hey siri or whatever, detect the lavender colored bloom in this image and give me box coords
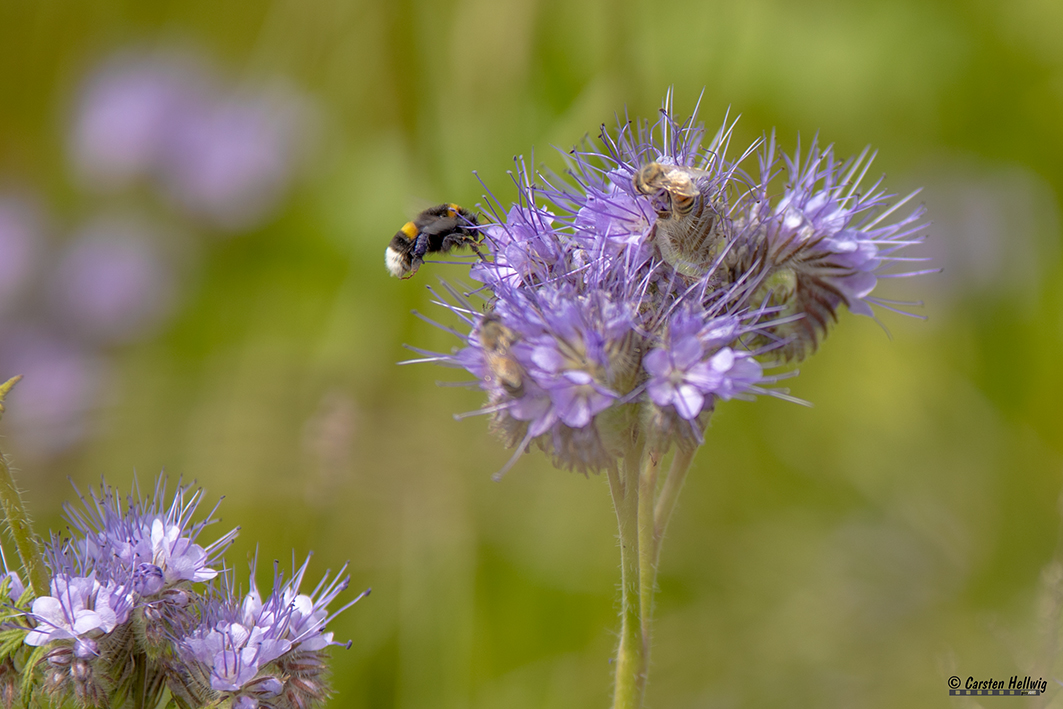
[49,215,177,343]
[183,618,291,692]
[24,573,134,650]
[62,476,238,595]
[0,196,44,312]
[730,135,930,357]
[471,203,565,287]
[260,555,355,652]
[0,328,106,456]
[70,51,206,190]
[571,173,655,263]
[163,86,314,231]
[408,91,929,471]
[643,311,765,421]
[1,571,25,604]
[180,557,364,707]
[8,474,363,708]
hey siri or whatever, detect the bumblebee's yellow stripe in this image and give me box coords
[401,221,418,238]
[447,203,462,217]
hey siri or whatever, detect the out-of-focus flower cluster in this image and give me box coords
[0,47,318,458]
[0,476,364,709]
[415,93,930,474]
[70,49,315,232]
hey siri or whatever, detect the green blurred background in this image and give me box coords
[1,0,1062,707]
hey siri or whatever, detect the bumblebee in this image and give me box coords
[479,313,524,397]
[633,162,725,277]
[385,203,480,279]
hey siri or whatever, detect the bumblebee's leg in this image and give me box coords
[459,229,486,262]
[437,231,485,262]
[411,231,431,262]
[468,239,486,262]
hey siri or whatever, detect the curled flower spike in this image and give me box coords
[728,134,931,358]
[406,90,928,474]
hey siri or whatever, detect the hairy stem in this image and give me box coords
[609,439,646,709]
[651,446,697,569]
[636,446,661,691]
[0,376,48,595]
[610,436,700,709]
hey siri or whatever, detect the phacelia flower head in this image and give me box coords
[61,476,238,595]
[23,569,136,706]
[24,573,134,652]
[728,133,932,358]
[408,90,929,473]
[9,473,366,709]
[178,556,367,709]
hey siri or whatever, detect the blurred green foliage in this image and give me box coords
[1,0,1062,707]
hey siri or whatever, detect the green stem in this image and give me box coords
[610,436,700,709]
[651,446,696,570]
[0,376,48,595]
[636,447,661,688]
[609,440,645,709]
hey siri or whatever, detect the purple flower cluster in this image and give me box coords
[6,476,364,709]
[414,92,929,473]
[180,557,364,709]
[0,47,320,459]
[72,49,314,232]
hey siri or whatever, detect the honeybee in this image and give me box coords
[385,203,480,279]
[633,162,725,277]
[632,162,701,217]
[479,313,524,397]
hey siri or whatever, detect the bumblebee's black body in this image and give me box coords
[385,203,480,278]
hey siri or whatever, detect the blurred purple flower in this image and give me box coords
[49,215,177,343]
[70,51,206,190]
[0,328,106,455]
[71,49,317,232]
[0,197,44,312]
[163,87,313,231]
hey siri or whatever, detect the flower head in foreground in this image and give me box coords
[21,476,238,704]
[410,91,931,473]
[177,557,367,709]
[61,476,238,593]
[13,474,366,709]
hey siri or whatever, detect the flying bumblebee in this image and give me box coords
[385,203,481,279]
[478,312,524,398]
[633,161,726,277]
